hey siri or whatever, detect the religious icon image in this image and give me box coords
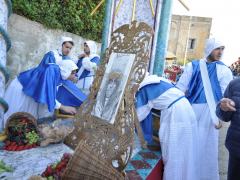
[92,52,135,124]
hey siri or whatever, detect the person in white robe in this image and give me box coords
[3,60,79,128]
[135,75,198,180]
[176,38,233,180]
[76,40,100,95]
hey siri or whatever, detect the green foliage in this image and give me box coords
[0,160,13,173]
[12,0,105,41]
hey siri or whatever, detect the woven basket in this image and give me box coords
[5,112,38,136]
[62,140,125,180]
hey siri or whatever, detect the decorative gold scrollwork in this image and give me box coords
[65,21,153,172]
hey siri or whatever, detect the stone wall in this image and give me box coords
[7,14,101,78]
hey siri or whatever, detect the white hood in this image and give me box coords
[85,40,99,59]
[58,36,74,56]
[204,38,224,59]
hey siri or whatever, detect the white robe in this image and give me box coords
[76,56,97,95]
[137,87,199,180]
[76,40,99,95]
[3,78,59,127]
[3,59,78,128]
[176,62,233,180]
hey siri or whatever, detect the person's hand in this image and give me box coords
[215,120,222,129]
[60,105,77,115]
[78,53,86,59]
[220,98,236,112]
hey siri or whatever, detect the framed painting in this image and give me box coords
[91,52,135,124]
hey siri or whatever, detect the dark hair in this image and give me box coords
[62,41,74,46]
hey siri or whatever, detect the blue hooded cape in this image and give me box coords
[18,63,61,112]
[18,51,73,112]
[135,80,174,144]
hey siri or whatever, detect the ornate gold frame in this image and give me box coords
[65,21,153,171]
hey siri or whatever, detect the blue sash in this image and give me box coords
[135,81,174,108]
[187,60,224,104]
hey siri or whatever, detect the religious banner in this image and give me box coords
[112,0,159,30]
[91,0,162,71]
[111,0,161,71]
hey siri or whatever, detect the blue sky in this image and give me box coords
[172,0,240,65]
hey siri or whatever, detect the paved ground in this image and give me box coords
[0,143,73,180]
[219,122,230,180]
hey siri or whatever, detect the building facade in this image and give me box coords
[168,15,212,63]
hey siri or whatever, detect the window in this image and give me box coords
[188,38,196,49]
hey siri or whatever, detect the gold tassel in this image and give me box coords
[90,0,105,16]
[131,0,137,21]
[115,0,123,16]
[149,0,155,17]
[91,0,157,18]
